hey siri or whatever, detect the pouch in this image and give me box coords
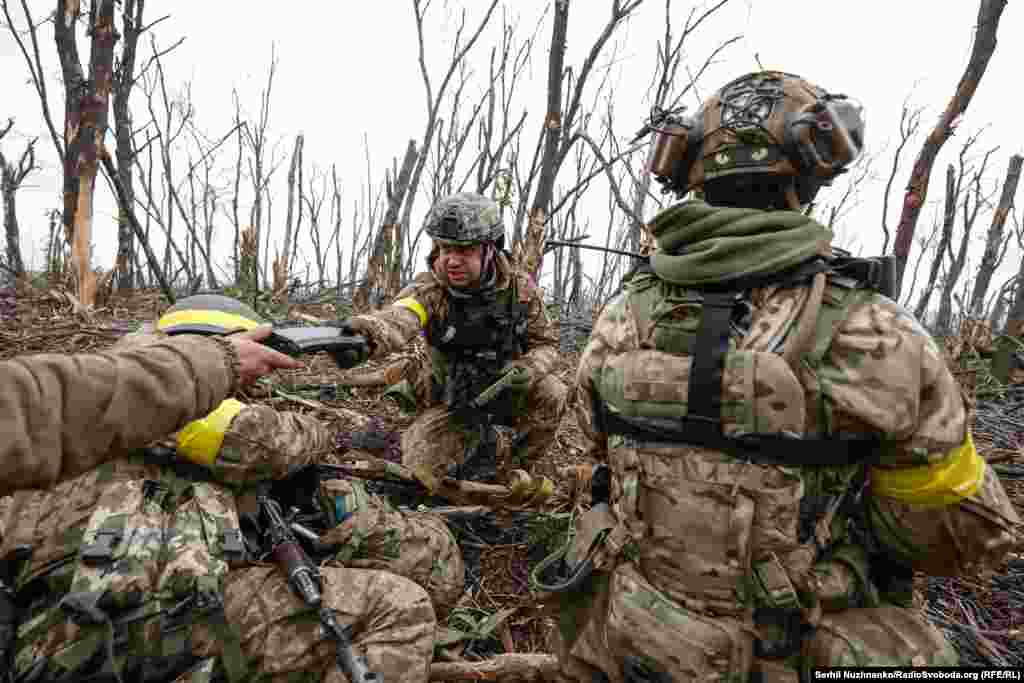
[160,481,241,598]
[69,479,165,611]
[804,606,958,668]
[603,564,754,681]
[601,348,807,437]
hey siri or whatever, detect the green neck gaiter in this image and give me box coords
[648,200,833,287]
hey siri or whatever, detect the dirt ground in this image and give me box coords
[2,285,1022,667]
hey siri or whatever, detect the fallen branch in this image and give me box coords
[429,654,558,681]
[330,455,555,510]
[335,357,412,387]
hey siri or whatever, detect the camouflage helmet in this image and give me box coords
[157,293,266,336]
[645,71,865,208]
[424,192,504,247]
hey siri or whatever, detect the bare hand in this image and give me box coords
[228,326,303,386]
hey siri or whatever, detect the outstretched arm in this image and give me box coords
[0,327,300,497]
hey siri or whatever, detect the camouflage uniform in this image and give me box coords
[347,193,566,482]
[556,73,1020,682]
[0,333,237,497]
[0,331,454,683]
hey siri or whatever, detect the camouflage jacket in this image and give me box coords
[0,333,462,676]
[0,334,238,498]
[348,252,559,395]
[572,267,1018,613]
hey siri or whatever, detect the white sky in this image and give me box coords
[2,0,1023,311]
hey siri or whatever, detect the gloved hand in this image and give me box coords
[501,362,532,393]
[472,362,531,409]
[330,321,372,369]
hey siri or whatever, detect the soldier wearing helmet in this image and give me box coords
[344,192,567,485]
[555,72,1018,681]
[0,293,463,683]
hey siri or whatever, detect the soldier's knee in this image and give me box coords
[531,374,568,417]
[381,574,437,627]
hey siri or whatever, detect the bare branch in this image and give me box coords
[880,96,923,253]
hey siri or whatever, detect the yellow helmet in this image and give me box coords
[156,294,265,336]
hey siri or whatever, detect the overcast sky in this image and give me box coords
[2,0,1022,310]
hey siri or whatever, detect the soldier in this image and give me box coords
[0,294,462,683]
[0,324,300,496]
[343,192,567,485]
[556,71,1020,681]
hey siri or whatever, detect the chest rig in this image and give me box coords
[6,449,248,683]
[425,285,529,414]
[601,253,897,466]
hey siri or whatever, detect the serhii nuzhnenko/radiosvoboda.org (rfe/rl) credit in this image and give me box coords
[812,669,1023,681]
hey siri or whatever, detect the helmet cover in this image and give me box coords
[646,71,865,207]
[424,192,504,246]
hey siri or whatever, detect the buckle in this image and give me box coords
[220,529,245,560]
[81,530,122,564]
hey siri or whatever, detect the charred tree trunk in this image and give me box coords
[891,0,1007,294]
[968,154,1022,317]
[56,0,120,306]
[519,0,569,278]
[112,0,143,290]
[282,133,304,283]
[0,123,36,284]
[914,165,957,322]
[1005,260,1024,339]
[355,139,418,311]
[935,148,994,332]
[992,259,1024,383]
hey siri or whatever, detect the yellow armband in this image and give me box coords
[176,398,245,466]
[870,431,984,506]
[394,297,428,328]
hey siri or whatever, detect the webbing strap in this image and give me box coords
[603,410,879,466]
[686,292,736,422]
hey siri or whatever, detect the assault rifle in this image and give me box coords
[258,490,380,683]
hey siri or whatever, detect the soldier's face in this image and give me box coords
[435,242,484,288]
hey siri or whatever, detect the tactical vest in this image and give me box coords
[425,282,529,413]
[6,450,247,683]
[595,255,895,465]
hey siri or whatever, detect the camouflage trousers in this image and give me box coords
[194,565,436,682]
[317,477,466,619]
[553,562,958,683]
[401,372,567,481]
[14,566,435,683]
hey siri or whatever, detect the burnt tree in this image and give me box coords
[891,0,1008,294]
[0,122,38,284]
[55,0,120,306]
[968,154,1022,317]
[934,146,997,332]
